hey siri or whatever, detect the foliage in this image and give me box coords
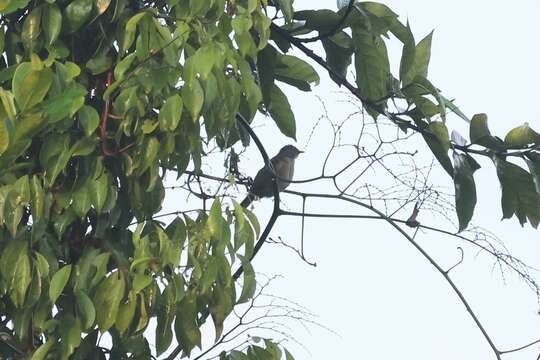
[0,0,537,359]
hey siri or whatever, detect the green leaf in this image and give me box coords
[422,121,453,176]
[185,43,223,82]
[275,0,293,24]
[12,63,53,111]
[285,348,295,360]
[42,83,87,123]
[71,136,97,157]
[504,123,540,148]
[159,94,183,131]
[133,272,153,294]
[322,31,353,85]
[78,105,100,136]
[156,285,175,356]
[64,0,94,32]
[39,134,67,169]
[43,4,62,45]
[453,153,480,231]
[182,79,204,121]
[526,154,540,194]
[93,271,125,331]
[443,96,470,123]
[0,107,9,155]
[257,45,277,107]
[49,265,72,303]
[89,172,109,213]
[86,53,113,75]
[115,291,136,335]
[175,293,201,356]
[122,12,148,53]
[352,27,390,103]
[30,336,56,360]
[114,53,136,80]
[209,284,234,340]
[58,315,82,357]
[293,10,342,32]
[274,54,320,91]
[0,87,16,120]
[1,239,31,308]
[21,7,42,51]
[72,184,91,218]
[0,28,4,55]
[237,255,256,304]
[75,290,95,330]
[396,23,415,83]
[70,330,97,360]
[469,113,505,150]
[495,158,540,228]
[30,175,45,223]
[402,31,433,85]
[408,76,445,121]
[34,251,50,278]
[268,84,296,139]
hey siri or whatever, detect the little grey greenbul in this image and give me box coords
[240,145,303,207]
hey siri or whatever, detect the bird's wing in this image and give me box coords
[273,157,294,191]
[250,165,274,197]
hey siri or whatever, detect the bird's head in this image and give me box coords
[278,145,303,159]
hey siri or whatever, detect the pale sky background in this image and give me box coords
[163,1,540,359]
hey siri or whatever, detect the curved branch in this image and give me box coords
[280,190,502,359]
[233,113,281,281]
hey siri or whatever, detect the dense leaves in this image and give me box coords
[0,0,538,358]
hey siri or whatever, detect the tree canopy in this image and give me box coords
[0,0,539,359]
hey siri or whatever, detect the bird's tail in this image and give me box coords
[240,193,255,208]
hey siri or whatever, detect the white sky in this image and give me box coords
[160,1,540,359]
[238,1,540,359]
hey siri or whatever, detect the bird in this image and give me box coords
[240,145,303,208]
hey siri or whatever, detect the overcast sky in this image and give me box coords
[159,1,540,359]
[235,1,540,359]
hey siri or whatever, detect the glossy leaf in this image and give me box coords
[0,239,31,308]
[293,9,342,32]
[268,84,296,139]
[30,336,56,360]
[495,158,540,228]
[322,31,353,85]
[271,0,291,23]
[402,31,433,85]
[453,153,480,231]
[21,7,41,51]
[352,27,390,103]
[422,121,453,176]
[469,113,505,150]
[12,63,53,111]
[504,123,540,148]
[76,290,96,330]
[175,293,201,356]
[43,4,62,45]
[526,154,540,194]
[182,79,204,121]
[78,105,100,136]
[274,54,320,91]
[89,172,109,213]
[93,271,125,331]
[237,255,256,304]
[159,94,183,131]
[64,0,94,32]
[156,285,175,356]
[49,265,72,303]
